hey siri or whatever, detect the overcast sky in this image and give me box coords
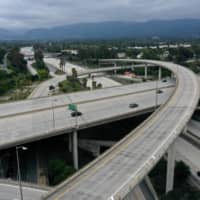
[0,0,200,30]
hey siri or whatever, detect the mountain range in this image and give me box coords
[1,19,200,40]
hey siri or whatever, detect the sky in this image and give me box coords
[0,0,200,30]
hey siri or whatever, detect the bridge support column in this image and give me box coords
[132,64,134,71]
[90,79,93,90]
[145,65,148,79]
[183,125,188,135]
[73,130,79,170]
[158,67,162,80]
[166,142,176,193]
[36,145,48,185]
[114,63,117,75]
[68,133,72,152]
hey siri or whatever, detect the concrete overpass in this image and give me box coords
[42,60,199,200]
[0,80,174,150]
[0,59,199,199]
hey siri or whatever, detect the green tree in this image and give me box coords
[0,48,6,64]
[176,47,194,63]
[34,49,44,61]
[38,69,49,80]
[72,68,78,79]
[7,48,27,73]
[48,159,75,186]
[34,49,46,69]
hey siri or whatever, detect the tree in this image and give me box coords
[59,58,65,72]
[0,48,6,64]
[72,68,77,79]
[7,48,27,73]
[48,159,75,186]
[34,49,46,69]
[82,78,87,88]
[34,49,44,61]
[38,69,49,80]
[176,47,194,63]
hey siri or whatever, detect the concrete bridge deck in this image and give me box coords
[43,60,199,200]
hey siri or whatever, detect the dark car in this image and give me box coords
[71,111,82,117]
[162,79,167,82]
[197,171,200,177]
[156,89,163,94]
[129,103,139,108]
[49,85,55,91]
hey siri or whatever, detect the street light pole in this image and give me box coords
[16,146,28,200]
[73,110,79,170]
[52,98,57,129]
[68,103,79,170]
[155,74,158,110]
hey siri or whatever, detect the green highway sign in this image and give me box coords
[68,104,77,111]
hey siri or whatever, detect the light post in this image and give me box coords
[68,103,80,170]
[155,70,159,110]
[51,98,57,129]
[16,146,28,200]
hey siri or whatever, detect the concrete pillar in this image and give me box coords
[166,142,176,193]
[114,63,117,75]
[36,146,48,185]
[171,72,175,79]
[68,133,72,153]
[145,65,148,79]
[73,130,79,170]
[158,67,162,81]
[90,75,95,90]
[183,125,188,135]
[132,64,134,71]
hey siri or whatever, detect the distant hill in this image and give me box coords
[1,19,200,40]
[0,29,16,40]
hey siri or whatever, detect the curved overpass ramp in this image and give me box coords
[44,60,200,200]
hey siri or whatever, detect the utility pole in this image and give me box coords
[52,98,57,129]
[155,76,158,110]
[16,146,28,200]
[68,104,79,170]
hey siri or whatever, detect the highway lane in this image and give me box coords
[0,87,173,150]
[44,60,199,200]
[87,76,121,88]
[28,75,66,99]
[30,58,123,98]
[0,80,174,118]
[27,60,38,76]
[0,182,47,200]
[175,137,200,184]
[28,60,66,99]
[44,58,86,75]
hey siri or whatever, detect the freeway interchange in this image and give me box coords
[0,59,199,200]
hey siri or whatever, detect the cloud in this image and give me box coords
[0,0,200,29]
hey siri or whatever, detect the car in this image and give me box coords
[129,103,139,108]
[71,111,82,117]
[162,79,167,82]
[49,85,55,91]
[197,171,200,177]
[156,89,163,94]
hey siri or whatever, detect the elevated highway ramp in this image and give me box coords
[43,60,200,200]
